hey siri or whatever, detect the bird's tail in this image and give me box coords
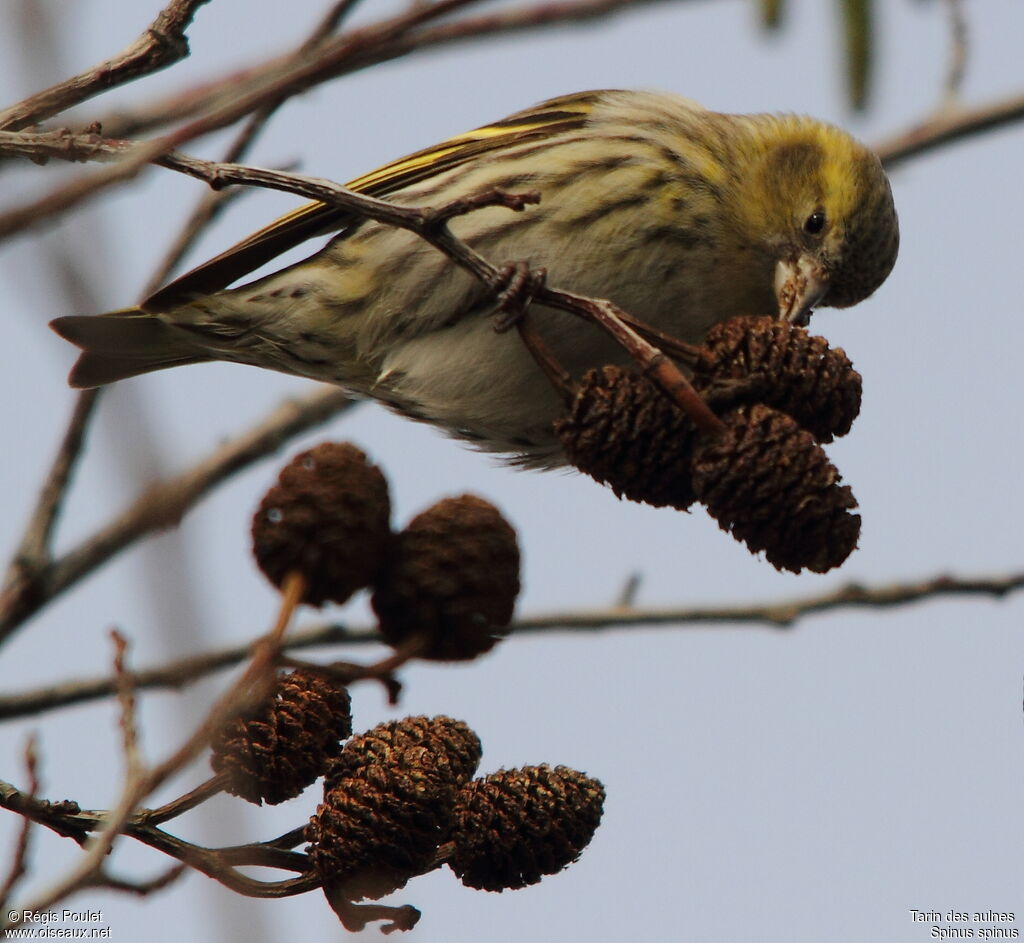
[50,308,210,389]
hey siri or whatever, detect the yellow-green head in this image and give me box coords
[731,112,899,323]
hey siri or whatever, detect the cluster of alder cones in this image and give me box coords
[251,441,521,661]
[194,448,603,930]
[209,671,604,927]
[555,315,864,573]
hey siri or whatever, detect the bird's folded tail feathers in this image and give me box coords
[50,308,209,388]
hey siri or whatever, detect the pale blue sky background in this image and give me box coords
[2,1,1023,941]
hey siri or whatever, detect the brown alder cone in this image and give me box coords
[693,314,862,442]
[210,668,352,805]
[309,771,451,903]
[371,495,520,661]
[554,365,700,510]
[448,765,606,892]
[308,716,482,902]
[554,315,861,513]
[691,403,860,573]
[324,715,483,792]
[251,442,392,606]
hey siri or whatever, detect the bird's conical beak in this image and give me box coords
[774,254,828,327]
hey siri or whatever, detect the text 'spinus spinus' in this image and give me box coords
[52,89,898,466]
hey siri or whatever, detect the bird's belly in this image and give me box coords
[366,294,682,464]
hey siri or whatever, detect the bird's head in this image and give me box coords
[741,116,899,325]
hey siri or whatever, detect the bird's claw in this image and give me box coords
[491,262,546,333]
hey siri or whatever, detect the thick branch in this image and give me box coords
[2,570,1020,721]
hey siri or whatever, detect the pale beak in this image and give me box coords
[774,254,828,327]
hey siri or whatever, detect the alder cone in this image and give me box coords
[251,442,392,606]
[371,495,520,661]
[695,315,862,442]
[309,716,482,901]
[210,668,352,805]
[324,715,483,794]
[692,404,860,573]
[448,765,606,892]
[555,365,700,510]
[308,772,450,902]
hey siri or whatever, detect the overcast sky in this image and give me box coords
[2,2,1023,941]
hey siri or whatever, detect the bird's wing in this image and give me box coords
[142,92,600,312]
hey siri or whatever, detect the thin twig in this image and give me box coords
[95,824,317,898]
[2,390,99,592]
[88,863,186,897]
[111,631,144,781]
[5,569,305,923]
[874,88,1024,170]
[86,0,679,141]
[0,0,700,242]
[140,0,365,294]
[7,81,1024,187]
[0,0,211,132]
[139,774,227,827]
[0,737,39,913]
[0,0,481,240]
[0,778,316,900]
[535,289,725,435]
[0,386,353,643]
[3,570,1021,721]
[5,693,148,925]
[942,0,968,109]
[0,135,181,241]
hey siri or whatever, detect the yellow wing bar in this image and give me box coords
[143,92,600,312]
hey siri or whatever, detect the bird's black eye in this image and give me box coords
[803,209,827,235]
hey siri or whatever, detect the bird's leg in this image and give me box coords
[615,311,705,367]
[489,261,547,333]
[514,312,577,406]
[538,290,726,437]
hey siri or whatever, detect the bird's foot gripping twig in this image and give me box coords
[489,261,547,332]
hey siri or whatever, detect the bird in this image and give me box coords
[51,89,899,467]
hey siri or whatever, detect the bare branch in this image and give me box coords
[3,570,1021,721]
[4,570,302,923]
[7,78,1024,242]
[3,390,99,592]
[0,0,212,132]
[0,778,317,900]
[111,631,144,780]
[0,0,481,240]
[0,737,39,913]
[0,135,178,242]
[0,386,354,643]
[942,0,968,108]
[875,88,1024,169]
[90,0,683,141]
[88,863,186,897]
[140,0,366,293]
[0,0,697,240]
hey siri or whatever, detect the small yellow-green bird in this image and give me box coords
[52,89,898,466]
